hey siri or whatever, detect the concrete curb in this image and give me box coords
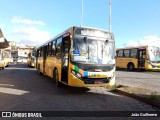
[112,89,160,109]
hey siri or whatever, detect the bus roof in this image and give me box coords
[36,26,112,49]
[116,45,160,50]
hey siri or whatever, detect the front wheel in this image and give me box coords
[53,69,62,87]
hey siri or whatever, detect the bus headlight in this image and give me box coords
[71,70,76,75]
[71,70,82,78]
[76,73,82,78]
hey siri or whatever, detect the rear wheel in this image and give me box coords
[38,64,43,75]
[128,63,134,71]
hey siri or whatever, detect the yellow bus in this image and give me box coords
[27,50,36,67]
[116,46,160,71]
[0,49,10,69]
[36,26,116,87]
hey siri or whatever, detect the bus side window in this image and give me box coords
[47,43,52,56]
[42,46,47,58]
[40,47,43,57]
[143,51,146,58]
[52,41,56,56]
[124,50,130,57]
[118,50,123,57]
[56,37,62,57]
[130,49,137,58]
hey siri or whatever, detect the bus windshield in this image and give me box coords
[71,37,115,64]
[148,46,160,61]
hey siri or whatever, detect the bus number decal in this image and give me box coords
[88,73,97,78]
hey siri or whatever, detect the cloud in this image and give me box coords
[0,23,5,28]
[125,40,139,47]
[125,36,160,47]
[11,16,45,26]
[13,27,51,46]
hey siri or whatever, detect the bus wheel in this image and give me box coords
[128,63,134,71]
[2,67,5,69]
[53,69,62,87]
[38,65,42,75]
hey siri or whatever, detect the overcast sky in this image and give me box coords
[0,0,160,48]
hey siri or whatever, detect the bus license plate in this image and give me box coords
[94,81,102,84]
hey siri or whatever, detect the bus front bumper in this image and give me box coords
[68,74,115,87]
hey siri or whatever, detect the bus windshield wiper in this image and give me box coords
[102,44,103,58]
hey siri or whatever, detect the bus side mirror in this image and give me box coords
[105,40,109,43]
[84,37,87,42]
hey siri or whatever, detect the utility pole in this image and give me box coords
[81,0,83,27]
[109,0,112,32]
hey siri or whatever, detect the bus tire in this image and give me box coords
[38,64,43,75]
[53,69,62,87]
[128,63,134,71]
[2,67,5,69]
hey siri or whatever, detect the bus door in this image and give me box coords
[138,48,146,68]
[61,34,70,83]
[43,45,47,74]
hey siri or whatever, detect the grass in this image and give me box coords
[106,84,160,103]
[105,85,117,90]
[147,92,160,101]
[105,84,128,90]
